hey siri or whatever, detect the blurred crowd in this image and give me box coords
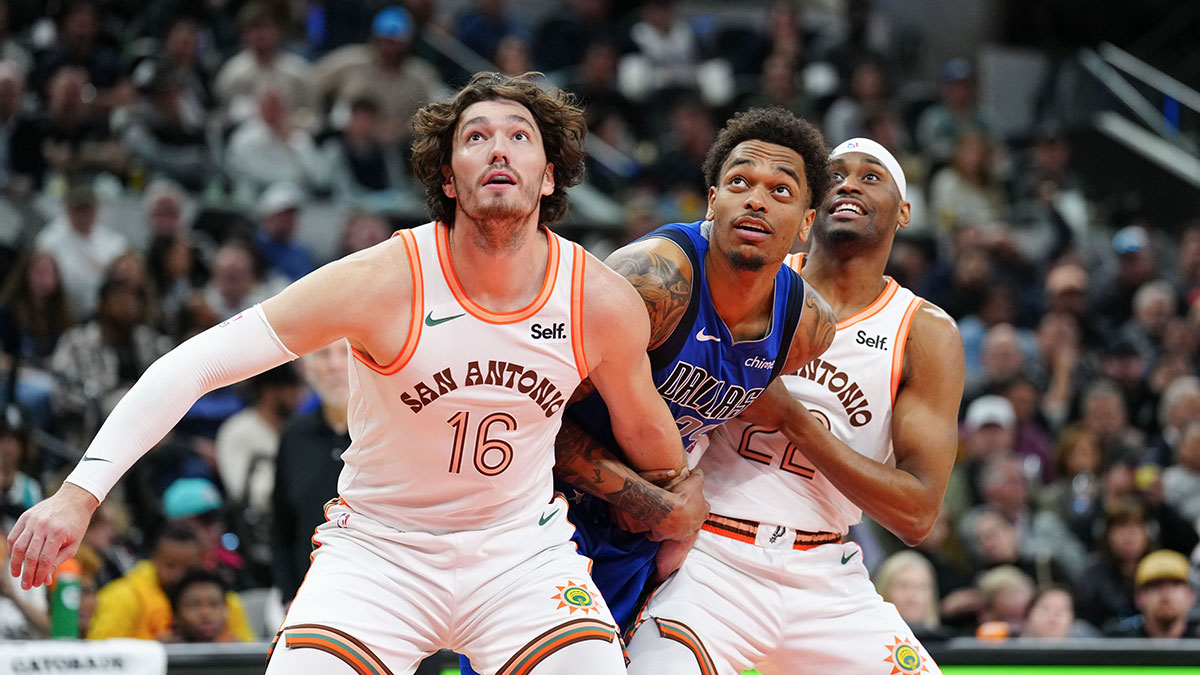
[1,0,1199,647]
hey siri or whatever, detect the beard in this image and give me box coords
[817,221,866,247]
[726,248,766,272]
[457,183,542,251]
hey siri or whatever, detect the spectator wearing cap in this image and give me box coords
[1107,549,1200,637]
[254,182,315,281]
[312,7,443,144]
[942,395,1017,523]
[34,182,129,319]
[1094,224,1160,336]
[225,82,329,200]
[1042,264,1106,347]
[959,452,1088,583]
[214,2,311,127]
[916,57,992,165]
[88,523,204,639]
[163,478,259,594]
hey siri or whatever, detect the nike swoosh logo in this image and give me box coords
[425,311,466,327]
[695,328,721,343]
[841,550,858,564]
[81,456,112,463]
[539,509,559,526]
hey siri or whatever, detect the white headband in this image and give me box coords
[829,138,907,200]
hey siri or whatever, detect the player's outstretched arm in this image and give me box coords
[8,241,412,590]
[743,302,963,545]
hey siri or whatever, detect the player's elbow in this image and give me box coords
[892,506,938,547]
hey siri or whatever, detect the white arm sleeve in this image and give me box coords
[64,304,298,502]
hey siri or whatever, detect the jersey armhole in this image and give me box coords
[570,243,589,379]
[889,297,923,403]
[769,267,806,382]
[350,228,424,375]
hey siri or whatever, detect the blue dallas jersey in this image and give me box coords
[558,221,805,629]
[460,222,805,673]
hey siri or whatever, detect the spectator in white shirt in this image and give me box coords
[34,183,128,319]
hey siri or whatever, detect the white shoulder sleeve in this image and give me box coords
[64,305,298,502]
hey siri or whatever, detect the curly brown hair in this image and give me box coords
[411,72,587,227]
[702,107,831,211]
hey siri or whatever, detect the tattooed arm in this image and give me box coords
[780,274,837,374]
[552,238,707,541]
[554,414,706,541]
[603,237,693,350]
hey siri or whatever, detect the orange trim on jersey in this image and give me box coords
[570,244,589,379]
[836,277,898,330]
[435,221,561,324]
[890,297,923,403]
[351,229,424,375]
[700,520,757,545]
[785,252,805,274]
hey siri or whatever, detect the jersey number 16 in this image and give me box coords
[446,410,517,476]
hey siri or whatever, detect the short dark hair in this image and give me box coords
[410,71,586,227]
[702,107,831,210]
[168,567,227,611]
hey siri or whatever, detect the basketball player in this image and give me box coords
[625,138,965,674]
[552,107,838,629]
[459,106,838,675]
[9,72,693,674]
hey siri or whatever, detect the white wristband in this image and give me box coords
[64,305,298,502]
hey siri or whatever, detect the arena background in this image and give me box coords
[1,0,1200,672]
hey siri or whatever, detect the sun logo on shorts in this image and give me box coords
[552,581,599,615]
[883,636,927,674]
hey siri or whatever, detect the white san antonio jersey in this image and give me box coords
[338,221,588,534]
[699,255,923,534]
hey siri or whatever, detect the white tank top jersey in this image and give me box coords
[698,253,924,534]
[337,221,589,534]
